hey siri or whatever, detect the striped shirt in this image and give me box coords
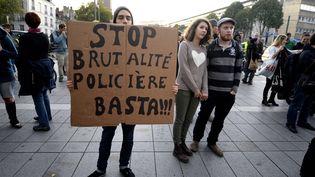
[207,38,243,93]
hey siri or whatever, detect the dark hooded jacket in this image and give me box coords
[0,27,18,83]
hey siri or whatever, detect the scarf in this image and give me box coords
[28,28,41,33]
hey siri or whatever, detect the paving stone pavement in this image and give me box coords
[0,75,314,177]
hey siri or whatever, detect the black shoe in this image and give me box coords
[120,168,135,177]
[262,100,270,106]
[11,122,22,129]
[286,123,298,133]
[297,123,315,131]
[242,79,248,84]
[34,116,52,121]
[33,125,50,131]
[247,82,253,85]
[88,170,105,177]
[268,101,279,106]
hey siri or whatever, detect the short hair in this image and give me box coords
[25,12,41,28]
[184,18,211,46]
[302,32,310,37]
[59,23,66,29]
[310,33,315,45]
[2,23,11,29]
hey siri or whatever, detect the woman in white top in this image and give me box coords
[262,34,287,106]
[173,18,211,163]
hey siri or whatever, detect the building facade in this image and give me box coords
[11,0,56,35]
[278,0,315,39]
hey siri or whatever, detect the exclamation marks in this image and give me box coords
[159,99,173,115]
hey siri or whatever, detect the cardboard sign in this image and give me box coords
[68,21,177,126]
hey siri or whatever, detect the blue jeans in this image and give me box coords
[287,85,310,126]
[97,124,135,172]
[32,87,51,127]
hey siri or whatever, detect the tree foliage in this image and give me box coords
[234,8,253,36]
[222,1,244,19]
[252,0,283,35]
[0,0,23,24]
[206,13,219,21]
[75,0,111,22]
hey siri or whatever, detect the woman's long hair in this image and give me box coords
[184,18,211,46]
[271,34,287,47]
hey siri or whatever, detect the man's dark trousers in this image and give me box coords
[193,91,235,145]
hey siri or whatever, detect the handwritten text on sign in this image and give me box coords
[68,21,177,126]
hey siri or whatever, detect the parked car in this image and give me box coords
[10,30,27,46]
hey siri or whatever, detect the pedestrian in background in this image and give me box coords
[51,23,68,82]
[0,27,22,128]
[190,17,243,157]
[261,34,288,106]
[173,18,210,163]
[17,12,53,131]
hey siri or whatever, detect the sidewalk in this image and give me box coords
[0,75,314,177]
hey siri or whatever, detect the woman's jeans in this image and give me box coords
[97,124,135,172]
[173,90,200,144]
[32,87,52,127]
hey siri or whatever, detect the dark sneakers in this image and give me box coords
[297,123,315,131]
[88,170,105,177]
[286,123,298,133]
[33,125,50,131]
[120,168,135,177]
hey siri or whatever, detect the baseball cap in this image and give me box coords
[217,17,236,27]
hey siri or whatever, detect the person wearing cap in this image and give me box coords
[190,17,243,157]
[209,19,219,39]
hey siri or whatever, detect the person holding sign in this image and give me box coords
[67,7,136,177]
[172,19,210,163]
[190,18,243,157]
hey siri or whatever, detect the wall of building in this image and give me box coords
[11,0,56,35]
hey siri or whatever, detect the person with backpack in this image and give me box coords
[190,17,243,157]
[17,12,54,131]
[286,33,315,133]
[51,23,68,82]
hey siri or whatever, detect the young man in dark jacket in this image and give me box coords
[0,27,22,128]
[286,33,315,133]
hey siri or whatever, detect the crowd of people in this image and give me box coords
[1,6,314,177]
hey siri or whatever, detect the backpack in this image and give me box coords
[49,31,59,53]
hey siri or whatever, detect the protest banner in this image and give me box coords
[68,21,177,126]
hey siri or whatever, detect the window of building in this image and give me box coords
[20,25,24,31]
[38,2,41,12]
[45,5,48,15]
[50,7,53,16]
[50,19,53,27]
[45,29,48,34]
[31,0,35,10]
[45,17,48,26]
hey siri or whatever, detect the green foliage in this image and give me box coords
[234,8,253,32]
[0,0,23,24]
[75,0,112,22]
[252,0,283,34]
[222,1,244,19]
[206,13,219,21]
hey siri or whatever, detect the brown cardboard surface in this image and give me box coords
[68,21,177,126]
